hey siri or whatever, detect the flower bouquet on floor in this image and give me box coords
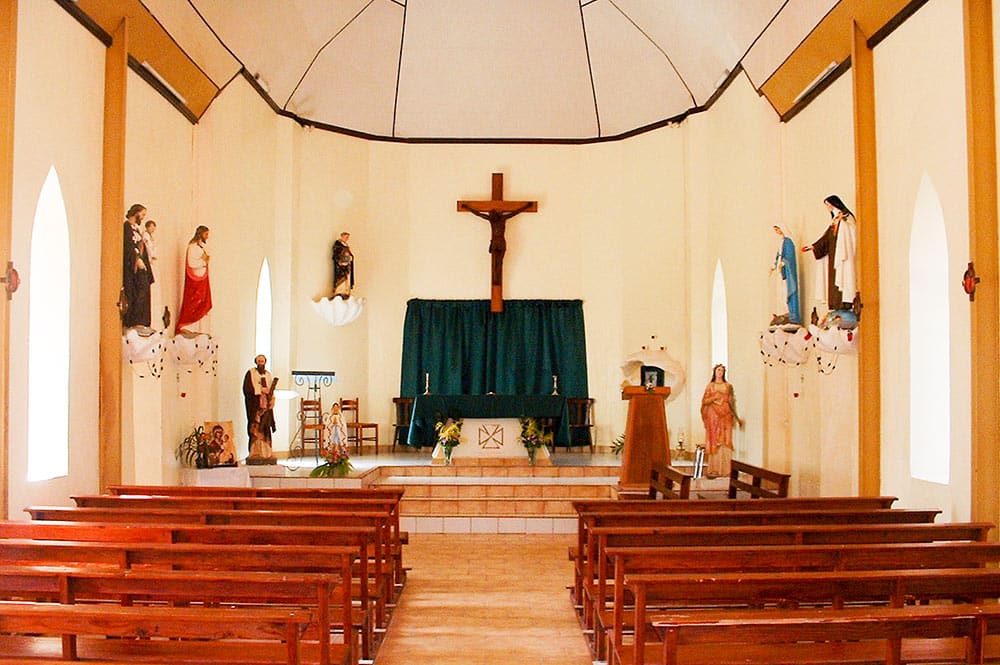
[310,440,354,477]
[435,418,463,464]
[518,416,552,465]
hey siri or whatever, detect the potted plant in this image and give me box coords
[435,418,463,464]
[176,425,211,468]
[518,416,552,465]
[310,440,353,478]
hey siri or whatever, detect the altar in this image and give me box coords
[430,417,552,465]
[407,394,571,447]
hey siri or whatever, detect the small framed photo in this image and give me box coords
[203,420,238,467]
[641,365,665,388]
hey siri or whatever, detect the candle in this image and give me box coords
[552,375,559,395]
[424,373,430,395]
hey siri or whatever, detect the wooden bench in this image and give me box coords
[573,509,942,616]
[70,494,406,589]
[727,459,790,498]
[623,567,1000,665]
[0,521,379,660]
[650,604,1000,665]
[578,521,992,633]
[592,541,1000,661]
[0,601,315,664]
[27,506,395,620]
[0,564,353,665]
[648,463,692,500]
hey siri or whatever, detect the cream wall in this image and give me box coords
[682,73,784,465]
[123,69,195,485]
[777,73,858,497]
[874,0,971,520]
[6,0,987,510]
[8,0,105,512]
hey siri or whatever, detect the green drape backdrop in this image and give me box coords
[400,299,589,398]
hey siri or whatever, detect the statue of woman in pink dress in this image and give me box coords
[700,364,744,477]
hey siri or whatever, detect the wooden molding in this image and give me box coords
[0,0,16,519]
[964,0,1000,531]
[852,21,881,497]
[99,18,128,491]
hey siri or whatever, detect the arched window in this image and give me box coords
[909,173,950,484]
[254,258,272,361]
[710,259,728,368]
[27,167,71,481]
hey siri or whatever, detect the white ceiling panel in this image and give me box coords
[142,0,241,87]
[141,0,837,140]
[395,0,595,139]
[288,0,403,136]
[741,0,839,88]
[584,0,694,137]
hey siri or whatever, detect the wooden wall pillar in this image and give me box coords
[0,0,16,518]
[963,0,1000,529]
[852,21,882,496]
[99,18,128,491]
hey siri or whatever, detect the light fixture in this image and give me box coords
[140,61,188,106]
[793,61,838,105]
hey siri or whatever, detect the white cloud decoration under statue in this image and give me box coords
[759,327,812,367]
[620,346,686,400]
[172,331,218,375]
[122,327,166,378]
[312,295,365,327]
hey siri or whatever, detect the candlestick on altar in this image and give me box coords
[552,375,559,395]
[423,373,430,395]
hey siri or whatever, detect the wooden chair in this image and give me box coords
[566,397,595,452]
[299,398,324,458]
[391,397,414,452]
[341,397,379,454]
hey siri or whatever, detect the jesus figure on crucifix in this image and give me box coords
[459,201,534,288]
[457,173,538,312]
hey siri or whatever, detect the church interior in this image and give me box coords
[3,0,1000,663]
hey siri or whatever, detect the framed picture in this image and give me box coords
[203,420,238,467]
[641,365,665,388]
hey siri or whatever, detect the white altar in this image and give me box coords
[432,418,551,465]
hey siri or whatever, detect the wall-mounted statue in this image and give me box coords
[802,195,857,313]
[332,231,354,299]
[176,225,212,333]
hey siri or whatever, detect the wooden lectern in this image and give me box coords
[619,386,671,492]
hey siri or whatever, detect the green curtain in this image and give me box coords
[400,299,588,398]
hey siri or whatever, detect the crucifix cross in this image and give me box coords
[457,173,538,313]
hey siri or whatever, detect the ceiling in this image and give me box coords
[132,0,845,141]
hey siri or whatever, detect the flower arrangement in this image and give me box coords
[519,416,552,465]
[310,440,354,477]
[176,424,220,468]
[518,416,552,450]
[435,418,463,463]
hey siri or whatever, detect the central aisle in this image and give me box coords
[374,533,592,665]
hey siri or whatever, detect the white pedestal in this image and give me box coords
[431,418,551,465]
[180,466,252,487]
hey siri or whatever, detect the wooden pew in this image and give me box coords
[579,521,992,634]
[621,568,1000,665]
[648,464,692,500]
[0,602,314,665]
[27,506,395,622]
[0,564,353,665]
[573,509,941,617]
[727,459,790,498]
[569,495,899,599]
[650,604,1000,665]
[594,541,1000,661]
[0,521,378,660]
[70,494,405,589]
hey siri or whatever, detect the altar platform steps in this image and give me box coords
[363,462,619,534]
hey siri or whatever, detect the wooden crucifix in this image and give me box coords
[457,173,538,312]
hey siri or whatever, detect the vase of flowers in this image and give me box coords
[518,416,552,466]
[310,440,353,478]
[435,418,463,465]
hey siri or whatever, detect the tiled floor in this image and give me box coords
[374,533,592,665]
